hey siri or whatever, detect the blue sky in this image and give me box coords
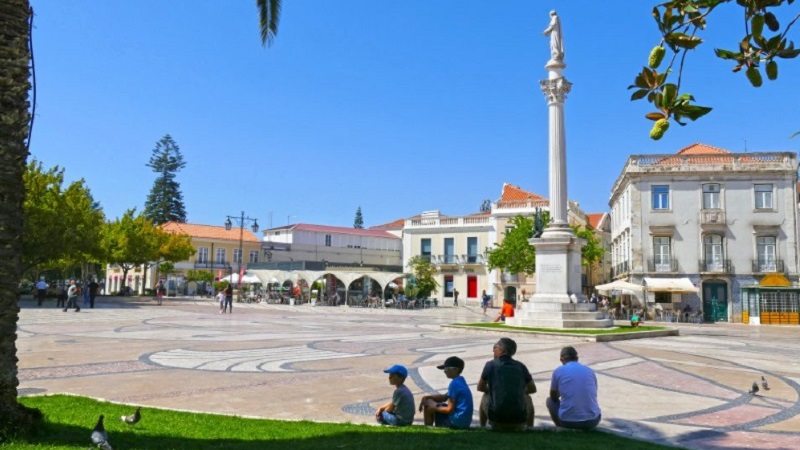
[28,1,800,230]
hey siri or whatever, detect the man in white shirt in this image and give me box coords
[547,346,601,430]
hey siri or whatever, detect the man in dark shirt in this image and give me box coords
[88,279,99,308]
[477,337,536,431]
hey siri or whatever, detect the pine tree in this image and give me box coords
[144,134,187,224]
[353,207,364,229]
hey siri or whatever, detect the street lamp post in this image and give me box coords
[225,211,259,290]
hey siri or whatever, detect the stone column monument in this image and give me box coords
[506,11,612,329]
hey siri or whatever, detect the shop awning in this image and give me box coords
[643,277,699,293]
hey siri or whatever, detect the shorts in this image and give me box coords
[377,411,411,427]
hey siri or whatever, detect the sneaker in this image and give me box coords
[62,309,67,312]
[75,307,80,312]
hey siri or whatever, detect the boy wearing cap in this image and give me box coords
[376,364,415,426]
[418,356,473,429]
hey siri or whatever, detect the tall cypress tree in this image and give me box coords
[353,206,364,229]
[144,134,187,224]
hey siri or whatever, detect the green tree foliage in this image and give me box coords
[144,134,187,225]
[22,160,105,278]
[406,256,439,299]
[632,0,800,139]
[353,206,364,229]
[102,210,195,292]
[487,215,537,276]
[487,214,604,275]
[186,269,214,283]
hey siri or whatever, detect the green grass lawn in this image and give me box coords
[453,323,667,335]
[5,395,681,450]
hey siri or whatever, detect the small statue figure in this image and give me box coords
[532,207,546,238]
[543,10,563,62]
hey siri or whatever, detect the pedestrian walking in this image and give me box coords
[35,278,49,307]
[64,280,81,312]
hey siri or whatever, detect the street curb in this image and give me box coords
[441,324,679,342]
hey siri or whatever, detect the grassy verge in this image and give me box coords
[453,323,667,335]
[8,395,680,450]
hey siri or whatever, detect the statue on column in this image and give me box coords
[543,10,563,62]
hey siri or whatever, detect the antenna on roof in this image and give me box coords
[744,139,748,152]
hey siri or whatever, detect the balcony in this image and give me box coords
[430,254,486,265]
[612,261,629,277]
[405,216,491,228]
[699,259,733,273]
[194,260,231,269]
[752,259,785,273]
[647,258,679,272]
[699,210,726,226]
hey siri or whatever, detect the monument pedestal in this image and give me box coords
[505,229,613,329]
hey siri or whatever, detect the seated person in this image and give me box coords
[682,304,692,322]
[376,364,415,426]
[478,338,536,431]
[547,346,601,430]
[493,298,515,323]
[630,311,642,327]
[419,356,473,429]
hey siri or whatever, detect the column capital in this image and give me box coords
[540,77,572,104]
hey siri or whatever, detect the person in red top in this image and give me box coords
[494,298,515,323]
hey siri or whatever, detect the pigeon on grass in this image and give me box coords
[90,414,113,450]
[748,381,759,395]
[761,376,770,391]
[121,406,141,425]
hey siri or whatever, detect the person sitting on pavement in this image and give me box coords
[478,337,536,431]
[547,346,601,430]
[419,356,473,430]
[376,364,415,426]
[493,298,515,323]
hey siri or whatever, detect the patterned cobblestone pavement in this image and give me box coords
[17,297,800,449]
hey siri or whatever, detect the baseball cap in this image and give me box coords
[383,364,408,378]
[436,356,465,371]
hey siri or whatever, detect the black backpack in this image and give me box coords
[488,360,528,424]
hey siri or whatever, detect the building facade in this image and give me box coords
[609,143,800,323]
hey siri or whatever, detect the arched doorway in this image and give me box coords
[702,281,728,322]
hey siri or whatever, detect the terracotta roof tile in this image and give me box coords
[161,222,260,243]
[675,143,731,155]
[369,218,407,230]
[499,183,547,202]
[586,213,606,230]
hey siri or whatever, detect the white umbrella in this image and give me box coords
[221,273,262,284]
[595,279,644,294]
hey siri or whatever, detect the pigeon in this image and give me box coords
[121,406,141,425]
[90,415,113,450]
[748,381,759,395]
[761,375,770,391]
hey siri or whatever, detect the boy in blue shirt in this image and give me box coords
[419,356,474,429]
[376,364,415,426]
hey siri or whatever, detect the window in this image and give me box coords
[703,235,723,271]
[444,275,454,297]
[653,236,671,271]
[216,248,226,264]
[197,247,209,264]
[443,238,455,263]
[755,184,773,209]
[233,249,242,264]
[702,184,721,209]
[325,234,331,247]
[421,238,432,261]
[652,185,670,210]
[757,236,777,271]
[467,237,478,263]
[249,250,259,264]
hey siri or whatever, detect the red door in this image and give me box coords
[467,276,477,298]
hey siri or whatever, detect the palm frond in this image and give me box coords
[257,0,281,47]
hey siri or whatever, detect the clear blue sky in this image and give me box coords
[28,1,800,229]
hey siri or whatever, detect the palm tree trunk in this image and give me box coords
[0,0,42,435]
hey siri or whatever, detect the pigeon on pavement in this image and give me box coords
[121,406,141,425]
[761,376,770,391]
[90,415,113,450]
[748,381,759,395]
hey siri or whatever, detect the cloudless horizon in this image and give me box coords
[28,1,800,230]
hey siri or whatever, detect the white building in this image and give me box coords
[609,143,800,323]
